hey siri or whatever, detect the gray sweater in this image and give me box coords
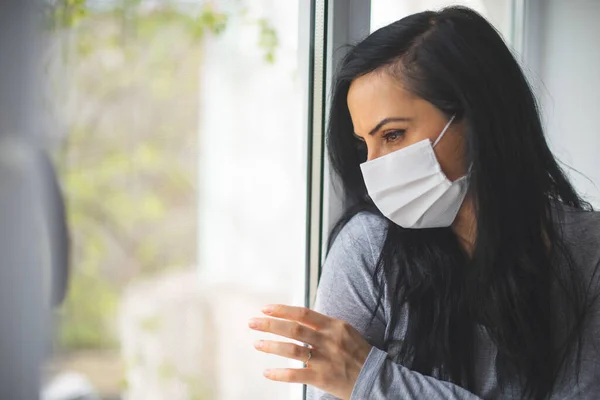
[307,207,600,399]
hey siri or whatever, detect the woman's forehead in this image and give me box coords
[347,72,417,108]
[347,72,430,130]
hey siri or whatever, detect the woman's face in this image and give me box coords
[347,71,467,181]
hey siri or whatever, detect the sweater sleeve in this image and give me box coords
[350,346,482,399]
[306,212,483,400]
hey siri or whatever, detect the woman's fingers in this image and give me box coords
[262,304,331,330]
[263,367,318,384]
[251,304,372,399]
[254,340,314,363]
[248,317,322,346]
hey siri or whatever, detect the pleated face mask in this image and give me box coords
[360,115,469,229]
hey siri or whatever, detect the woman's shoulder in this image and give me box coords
[554,204,600,277]
[337,211,388,239]
[555,203,600,242]
[331,211,388,259]
[323,212,389,278]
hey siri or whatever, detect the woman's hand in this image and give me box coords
[248,304,372,400]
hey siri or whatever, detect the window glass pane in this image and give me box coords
[43,1,307,399]
[370,0,513,42]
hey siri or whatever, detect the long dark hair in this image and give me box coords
[327,6,595,399]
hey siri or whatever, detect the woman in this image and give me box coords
[248,6,600,399]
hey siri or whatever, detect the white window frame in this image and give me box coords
[304,0,371,313]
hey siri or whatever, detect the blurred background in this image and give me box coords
[42,1,307,399]
[0,1,598,400]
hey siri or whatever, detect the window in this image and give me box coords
[43,1,309,399]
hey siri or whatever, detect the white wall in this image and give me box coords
[370,0,513,40]
[523,0,600,207]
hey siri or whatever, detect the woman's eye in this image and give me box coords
[383,130,405,143]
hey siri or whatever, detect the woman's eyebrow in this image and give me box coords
[368,117,411,136]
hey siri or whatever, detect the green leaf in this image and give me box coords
[257,18,279,63]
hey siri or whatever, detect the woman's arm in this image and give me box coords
[349,346,482,399]
[307,212,483,400]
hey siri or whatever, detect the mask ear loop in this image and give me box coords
[432,114,456,148]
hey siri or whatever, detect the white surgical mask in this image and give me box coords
[360,115,469,229]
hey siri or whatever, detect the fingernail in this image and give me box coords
[248,318,259,329]
[263,369,272,378]
[254,340,263,349]
[262,305,274,314]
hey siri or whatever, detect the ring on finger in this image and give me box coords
[303,348,312,368]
